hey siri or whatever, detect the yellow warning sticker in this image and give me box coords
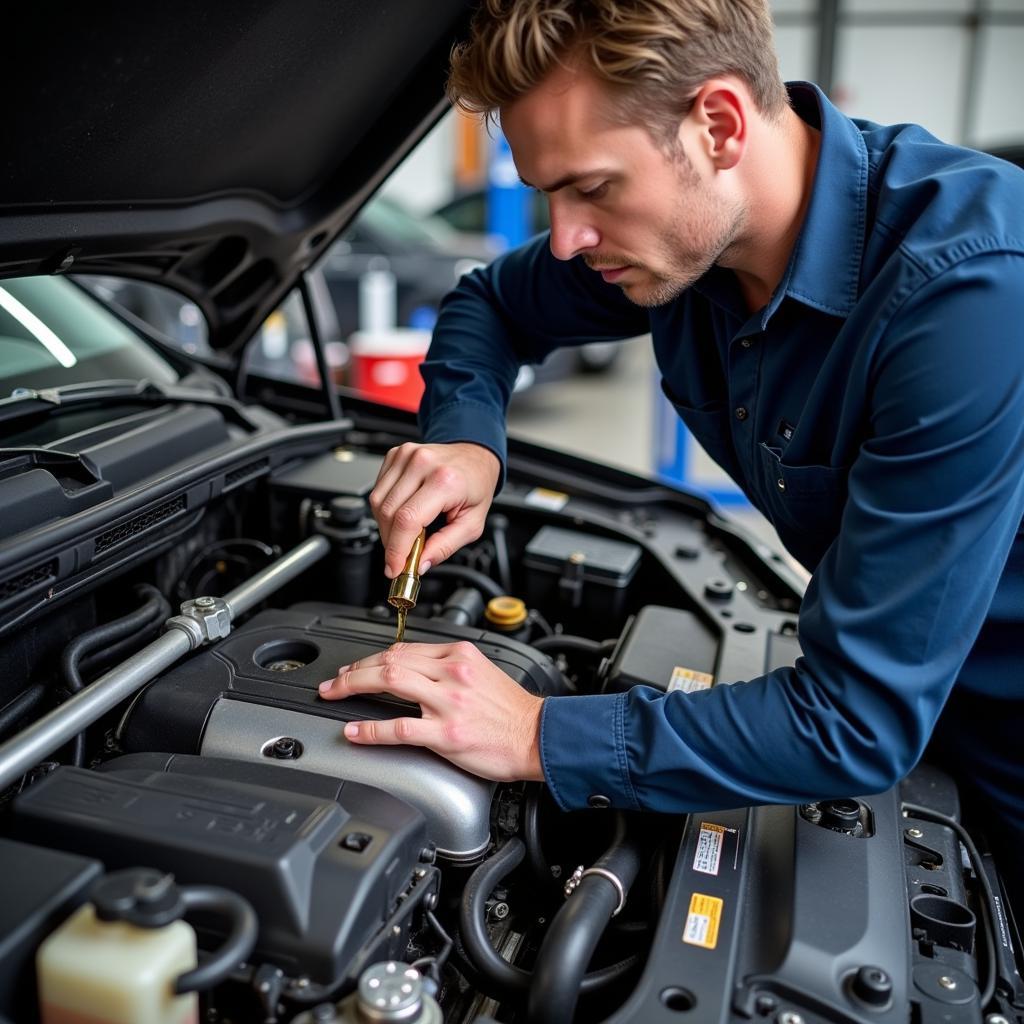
[668,666,715,694]
[682,892,723,949]
[524,487,569,512]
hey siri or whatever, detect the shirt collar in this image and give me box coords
[690,82,869,326]
[777,82,869,320]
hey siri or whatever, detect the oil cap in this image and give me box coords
[485,596,528,630]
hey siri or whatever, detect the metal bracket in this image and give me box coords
[563,864,626,916]
[166,595,232,649]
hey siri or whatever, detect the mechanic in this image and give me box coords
[319,0,1024,905]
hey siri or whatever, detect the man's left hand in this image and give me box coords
[318,641,545,783]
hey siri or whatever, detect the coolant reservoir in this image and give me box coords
[37,875,198,1024]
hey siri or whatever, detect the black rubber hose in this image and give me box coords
[459,838,641,1002]
[460,837,530,997]
[174,886,259,994]
[427,564,506,601]
[532,635,617,657]
[524,786,552,884]
[527,816,644,1024]
[61,585,170,694]
[60,585,170,766]
[489,514,513,593]
[436,586,486,628]
[0,684,48,739]
[78,591,171,677]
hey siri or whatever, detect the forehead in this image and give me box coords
[500,66,651,180]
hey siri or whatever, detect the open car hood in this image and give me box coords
[1,0,471,351]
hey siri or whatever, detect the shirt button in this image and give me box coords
[587,794,611,809]
[740,338,753,349]
[777,478,786,491]
[734,406,748,421]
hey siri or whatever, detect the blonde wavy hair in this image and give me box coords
[448,0,788,144]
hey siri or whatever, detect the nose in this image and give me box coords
[547,197,600,262]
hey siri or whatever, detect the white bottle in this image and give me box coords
[37,901,199,1024]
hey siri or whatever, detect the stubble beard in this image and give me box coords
[619,162,746,309]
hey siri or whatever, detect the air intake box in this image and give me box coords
[13,755,432,987]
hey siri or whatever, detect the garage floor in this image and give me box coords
[506,336,807,581]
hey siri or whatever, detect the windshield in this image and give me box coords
[0,276,178,393]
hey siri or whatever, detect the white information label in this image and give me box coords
[524,487,569,512]
[668,666,714,694]
[693,823,726,876]
[684,912,711,945]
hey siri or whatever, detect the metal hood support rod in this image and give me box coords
[0,534,330,793]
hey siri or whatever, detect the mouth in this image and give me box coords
[596,266,630,283]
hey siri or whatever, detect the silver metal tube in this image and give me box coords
[0,631,191,792]
[0,534,331,792]
[224,534,330,619]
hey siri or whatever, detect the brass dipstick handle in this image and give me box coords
[388,529,426,611]
[388,529,426,644]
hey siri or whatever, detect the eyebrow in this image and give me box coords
[518,169,615,193]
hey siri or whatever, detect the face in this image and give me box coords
[501,66,745,307]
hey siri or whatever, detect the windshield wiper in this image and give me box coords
[0,379,266,433]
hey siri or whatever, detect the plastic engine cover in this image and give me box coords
[13,754,431,987]
[121,604,564,861]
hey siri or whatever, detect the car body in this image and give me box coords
[433,185,552,238]
[0,4,1018,1024]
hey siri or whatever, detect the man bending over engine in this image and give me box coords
[318,0,1024,909]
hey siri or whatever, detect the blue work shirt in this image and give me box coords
[419,84,1024,846]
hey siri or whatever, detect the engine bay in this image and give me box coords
[0,395,1021,1024]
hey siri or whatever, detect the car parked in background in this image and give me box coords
[433,186,551,238]
[320,195,491,338]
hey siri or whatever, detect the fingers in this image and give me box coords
[344,716,445,749]
[372,450,456,577]
[319,663,436,706]
[382,496,448,578]
[420,514,486,570]
[369,442,500,578]
[318,643,471,694]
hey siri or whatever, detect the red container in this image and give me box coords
[349,329,431,412]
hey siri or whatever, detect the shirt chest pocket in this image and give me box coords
[757,442,850,568]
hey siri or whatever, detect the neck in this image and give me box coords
[724,107,821,313]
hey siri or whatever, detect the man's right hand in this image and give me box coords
[369,441,501,578]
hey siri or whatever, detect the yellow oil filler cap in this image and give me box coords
[485,596,528,630]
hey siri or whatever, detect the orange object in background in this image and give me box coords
[349,329,431,412]
[455,110,486,189]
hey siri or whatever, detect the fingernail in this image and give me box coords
[318,680,332,694]
[420,560,431,574]
[384,566,395,579]
[344,723,359,739]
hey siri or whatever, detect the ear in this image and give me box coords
[687,80,746,171]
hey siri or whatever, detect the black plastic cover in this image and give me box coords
[523,525,642,586]
[271,450,385,501]
[13,755,429,986]
[605,605,719,692]
[121,604,565,754]
[0,838,103,1022]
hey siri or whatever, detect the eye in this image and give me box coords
[578,182,609,201]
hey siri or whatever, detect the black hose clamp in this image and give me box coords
[563,865,626,916]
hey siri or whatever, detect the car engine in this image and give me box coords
[0,394,1021,1024]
